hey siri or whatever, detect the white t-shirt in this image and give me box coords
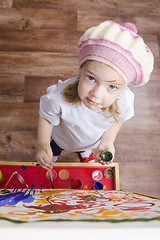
[39,77,134,152]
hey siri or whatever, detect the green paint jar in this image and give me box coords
[0,170,3,184]
[100,151,113,162]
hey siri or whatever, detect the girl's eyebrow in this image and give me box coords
[104,80,117,83]
[105,80,124,86]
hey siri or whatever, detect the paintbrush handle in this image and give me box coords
[45,142,49,156]
[45,142,53,181]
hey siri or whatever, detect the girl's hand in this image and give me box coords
[95,142,115,165]
[35,145,54,171]
[95,122,123,165]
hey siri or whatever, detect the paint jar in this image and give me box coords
[46,170,57,181]
[104,168,114,179]
[92,170,103,181]
[0,170,4,184]
[93,182,104,190]
[71,179,83,189]
[100,151,113,162]
[58,169,69,180]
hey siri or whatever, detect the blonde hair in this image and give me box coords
[63,80,80,104]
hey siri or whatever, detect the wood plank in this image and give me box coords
[13,0,77,10]
[24,75,73,103]
[0,30,81,53]
[0,8,77,30]
[115,132,160,162]
[0,75,24,102]
[13,0,160,17]
[119,162,160,196]
[124,106,160,133]
[0,130,80,163]
[151,58,160,80]
[121,189,160,199]
[119,114,160,134]
[78,11,160,34]
[0,103,39,131]
[0,0,12,8]
[77,12,134,32]
[0,131,37,162]
[0,52,79,76]
[77,0,160,15]
[121,113,160,134]
[78,0,121,13]
[117,2,160,17]
[135,16,160,34]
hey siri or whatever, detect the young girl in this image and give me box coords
[36,20,154,171]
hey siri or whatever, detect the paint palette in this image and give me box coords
[0,162,120,190]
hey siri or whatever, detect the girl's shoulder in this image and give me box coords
[46,77,78,97]
[117,86,134,105]
[116,86,135,121]
[39,77,78,124]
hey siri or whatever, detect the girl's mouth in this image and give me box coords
[87,98,101,106]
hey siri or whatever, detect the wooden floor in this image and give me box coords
[0,0,160,195]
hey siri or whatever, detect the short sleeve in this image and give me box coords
[39,94,61,126]
[39,78,78,126]
[117,87,134,122]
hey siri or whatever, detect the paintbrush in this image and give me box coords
[45,142,54,189]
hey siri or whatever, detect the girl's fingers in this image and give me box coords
[98,159,106,165]
[41,159,53,171]
[36,151,53,170]
[39,157,53,171]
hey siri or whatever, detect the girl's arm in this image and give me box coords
[96,121,124,165]
[35,116,54,170]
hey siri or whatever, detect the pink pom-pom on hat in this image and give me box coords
[123,22,137,34]
[78,20,154,86]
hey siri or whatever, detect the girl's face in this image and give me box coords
[78,61,125,110]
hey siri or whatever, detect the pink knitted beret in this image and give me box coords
[78,20,154,86]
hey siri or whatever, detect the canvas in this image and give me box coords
[0,189,160,223]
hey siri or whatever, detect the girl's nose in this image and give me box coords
[91,85,104,99]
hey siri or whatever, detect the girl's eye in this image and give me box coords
[108,85,118,90]
[87,75,95,82]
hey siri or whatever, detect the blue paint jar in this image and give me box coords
[93,182,104,190]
